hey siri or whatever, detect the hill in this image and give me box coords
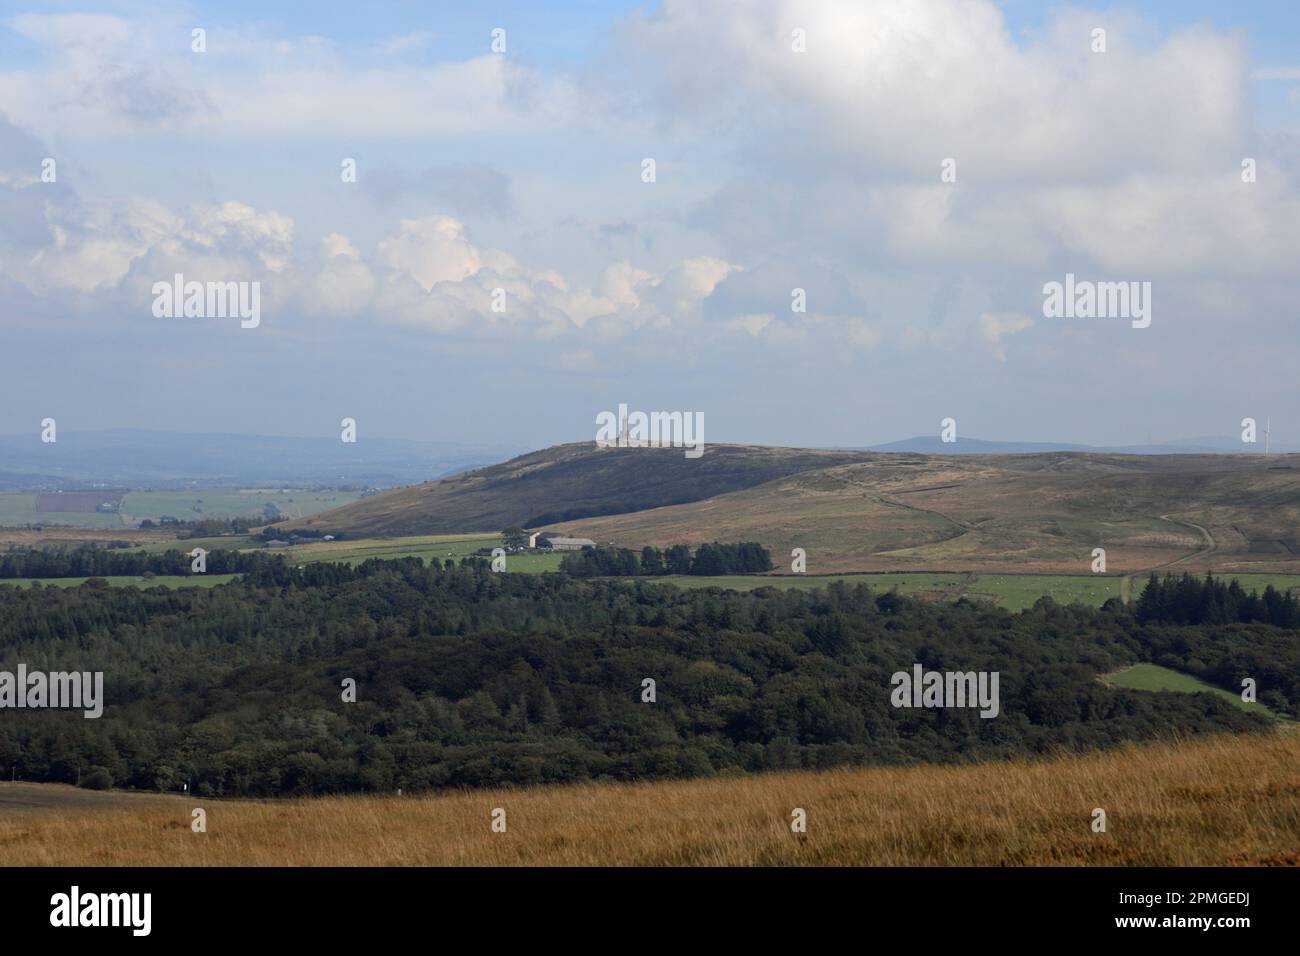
[285,442,1300,576]
[546,451,1300,575]
[281,442,880,536]
[3,731,1296,865]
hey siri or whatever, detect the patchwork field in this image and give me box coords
[7,523,1300,609]
[0,527,166,549]
[121,489,362,522]
[0,495,127,529]
[0,488,362,529]
[2,732,1295,866]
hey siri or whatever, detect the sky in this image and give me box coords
[1,0,1298,450]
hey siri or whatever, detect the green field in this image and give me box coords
[58,533,506,576]
[1103,663,1289,720]
[5,574,238,590]
[134,534,259,554]
[974,573,1122,610]
[287,534,567,573]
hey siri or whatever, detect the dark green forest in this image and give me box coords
[0,546,283,579]
[1135,571,1300,627]
[0,560,1294,798]
[559,541,773,576]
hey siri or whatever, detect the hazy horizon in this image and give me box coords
[0,424,1293,452]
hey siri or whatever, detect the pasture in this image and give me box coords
[1102,663,1289,720]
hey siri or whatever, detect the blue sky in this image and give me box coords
[1,1,1298,450]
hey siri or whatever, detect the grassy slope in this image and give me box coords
[551,452,1300,575]
[279,443,882,537]
[1103,664,1289,720]
[3,732,1296,866]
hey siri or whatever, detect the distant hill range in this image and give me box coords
[283,440,1300,578]
[861,435,1293,455]
[0,430,524,490]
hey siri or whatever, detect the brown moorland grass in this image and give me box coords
[550,453,1300,575]
[2,731,1298,866]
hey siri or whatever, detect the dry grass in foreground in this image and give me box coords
[2,732,1298,866]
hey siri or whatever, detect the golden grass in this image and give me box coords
[2,732,1297,866]
[553,455,1300,576]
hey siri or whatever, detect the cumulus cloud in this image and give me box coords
[0,125,739,344]
[608,1,1248,180]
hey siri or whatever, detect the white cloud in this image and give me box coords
[375,216,498,291]
[979,311,1034,362]
[0,15,576,139]
[609,1,1248,180]
[727,313,773,337]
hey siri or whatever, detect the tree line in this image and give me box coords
[0,546,286,579]
[139,516,259,536]
[1136,572,1299,627]
[559,541,773,577]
